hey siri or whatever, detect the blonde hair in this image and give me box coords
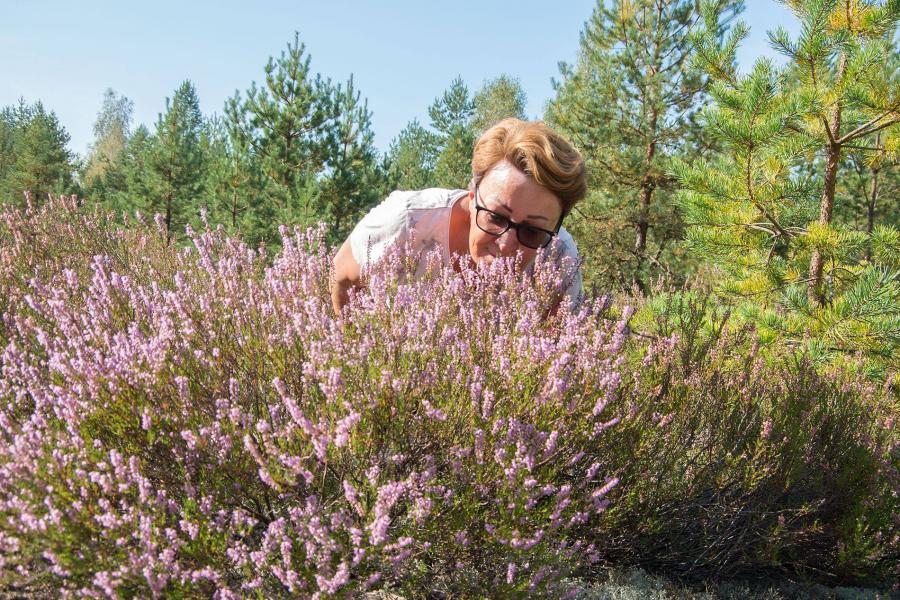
[470,118,586,219]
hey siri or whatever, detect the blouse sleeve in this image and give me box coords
[556,228,584,306]
[348,190,411,273]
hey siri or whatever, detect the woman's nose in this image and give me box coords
[496,229,519,255]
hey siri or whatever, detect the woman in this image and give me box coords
[331,118,586,315]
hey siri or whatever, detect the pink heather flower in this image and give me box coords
[761,419,773,440]
[180,519,200,540]
[568,451,586,466]
[506,561,517,584]
[473,429,485,464]
[544,430,559,457]
[361,573,382,591]
[591,477,619,503]
[592,417,620,438]
[529,565,551,591]
[92,570,117,597]
[0,208,649,594]
[314,561,350,595]
[422,399,447,421]
[141,408,152,431]
[343,480,365,517]
[334,410,361,447]
[481,390,495,419]
[368,481,407,545]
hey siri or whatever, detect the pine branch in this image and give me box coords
[837,102,900,144]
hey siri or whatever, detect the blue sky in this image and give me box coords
[1,1,799,158]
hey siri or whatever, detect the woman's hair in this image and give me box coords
[470,118,586,220]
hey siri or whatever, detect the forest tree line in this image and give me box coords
[1,0,898,373]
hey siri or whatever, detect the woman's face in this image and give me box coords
[467,160,563,268]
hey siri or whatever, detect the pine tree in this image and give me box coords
[386,118,440,191]
[387,76,525,194]
[315,75,385,244]
[547,0,742,293]
[83,89,133,198]
[0,100,76,205]
[201,115,272,246]
[430,77,475,188]
[117,125,156,217]
[838,132,900,261]
[226,32,336,229]
[146,80,206,242]
[471,74,528,136]
[0,107,17,192]
[765,0,900,305]
[675,0,900,372]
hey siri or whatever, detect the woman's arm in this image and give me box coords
[331,239,362,315]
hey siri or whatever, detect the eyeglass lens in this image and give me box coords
[475,210,552,249]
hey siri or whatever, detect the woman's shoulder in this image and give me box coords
[555,226,579,257]
[348,188,464,268]
[355,188,463,230]
[398,187,467,211]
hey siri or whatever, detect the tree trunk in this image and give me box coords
[634,175,655,290]
[231,188,238,230]
[808,53,846,306]
[634,110,658,294]
[865,165,879,262]
[165,197,173,246]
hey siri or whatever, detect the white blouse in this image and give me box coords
[348,188,583,303]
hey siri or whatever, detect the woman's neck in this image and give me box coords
[449,193,472,265]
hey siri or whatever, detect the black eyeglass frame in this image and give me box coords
[473,186,563,250]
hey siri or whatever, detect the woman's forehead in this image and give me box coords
[479,162,562,222]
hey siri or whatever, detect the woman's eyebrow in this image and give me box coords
[491,198,550,223]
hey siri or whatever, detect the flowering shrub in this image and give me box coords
[0,197,896,597]
[592,292,900,583]
[0,197,625,597]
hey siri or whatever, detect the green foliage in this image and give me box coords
[427,76,474,138]
[471,74,528,136]
[386,118,440,191]
[432,122,475,189]
[597,292,899,583]
[675,0,900,372]
[387,74,529,193]
[225,31,337,234]
[219,32,386,248]
[115,125,156,217]
[547,0,743,294]
[145,80,207,241]
[315,74,386,244]
[200,115,273,247]
[82,88,133,196]
[0,99,77,205]
[429,76,476,188]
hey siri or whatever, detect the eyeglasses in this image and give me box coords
[473,187,559,249]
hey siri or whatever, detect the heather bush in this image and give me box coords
[594,292,899,584]
[0,193,186,350]
[0,197,896,598]
[0,197,625,597]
